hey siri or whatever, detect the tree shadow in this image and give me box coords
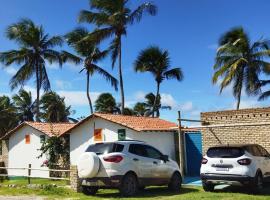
[95,186,199,198]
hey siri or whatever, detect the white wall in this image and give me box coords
[8,126,49,178]
[69,117,176,165]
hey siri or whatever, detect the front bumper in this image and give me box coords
[201,173,254,185]
[81,176,123,188]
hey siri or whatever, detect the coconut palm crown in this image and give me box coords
[134,46,183,117]
[78,0,157,114]
[0,19,64,121]
[213,27,270,109]
[64,27,118,114]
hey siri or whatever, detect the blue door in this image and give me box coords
[185,132,202,176]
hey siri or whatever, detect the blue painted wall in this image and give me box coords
[185,132,202,176]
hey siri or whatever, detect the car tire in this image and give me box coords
[202,181,215,192]
[168,172,182,192]
[251,172,264,194]
[119,173,138,197]
[82,186,98,195]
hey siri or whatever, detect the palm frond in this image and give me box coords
[91,64,118,91]
[164,68,183,81]
[61,51,82,65]
[128,2,157,24]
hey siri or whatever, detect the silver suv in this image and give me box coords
[77,140,182,196]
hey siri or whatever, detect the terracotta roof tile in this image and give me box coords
[2,121,76,139]
[65,113,177,133]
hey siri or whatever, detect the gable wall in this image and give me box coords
[69,117,176,165]
[8,125,49,178]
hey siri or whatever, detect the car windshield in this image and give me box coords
[207,147,244,158]
[85,143,124,155]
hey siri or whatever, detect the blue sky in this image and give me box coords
[1,0,270,125]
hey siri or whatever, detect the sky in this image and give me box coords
[1,0,270,125]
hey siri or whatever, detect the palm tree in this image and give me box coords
[133,102,147,116]
[12,89,35,122]
[95,93,119,113]
[78,0,157,113]
[40,92,74,123]
[213,27,270,109]
[0,19,64,121]
[144,93,171,117]
[258,80,270,101]
[134,46,183,117]
[64,27,118,114]
[0,96,18,137]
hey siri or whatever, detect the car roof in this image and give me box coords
[94,140,146,145]
[210,144,258,148]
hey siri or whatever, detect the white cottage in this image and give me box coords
[62,113,178,165]
[2,121,75,178]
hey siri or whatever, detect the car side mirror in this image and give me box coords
[161,155,169,162]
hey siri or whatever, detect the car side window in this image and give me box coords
[144,145,163,160]
[252,145,263,157]
[129,144,147,157]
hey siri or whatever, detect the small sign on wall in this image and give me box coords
[94,129,103,142]
[25,134,30,144]
[118,129,126,140]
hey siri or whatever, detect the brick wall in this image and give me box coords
[70,165,81,192]
[0,140,8,167]
[201,107,270,155]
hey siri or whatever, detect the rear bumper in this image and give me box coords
[81,176,123,188]
[200,173,254,185]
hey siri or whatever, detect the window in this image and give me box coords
[129,144,163,160]
[129,144,147,157]
[257,145,269,157]
[94,129,103,142]
[144,145,163,160]
[86,143,124,155]
[118,129,126,140]
[207,147,244,158]
[40,135,45,143]
[25,135,30,144]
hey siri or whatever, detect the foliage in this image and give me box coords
[94,93,119,113]
[134,46,183,116]
[78,0,157,113]
[0,18,64,121]
[40,92,74,123]
[64,27,118,114]
[12,89,35,122]
[0,96,18,137]
[213,27,270,109]
[133,102,147,116]
[38,135,69,169]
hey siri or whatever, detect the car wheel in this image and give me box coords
[119,173,138,197]
[82,186,98,195]
[202,181,215,192]
[252,172,264,194]
[168,172,182,192]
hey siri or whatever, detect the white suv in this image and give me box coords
[200,144,270,193]
[77,140,182,196]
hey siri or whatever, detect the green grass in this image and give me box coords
[1,184,270,199]
[0,177,67,186]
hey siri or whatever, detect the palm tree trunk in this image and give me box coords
[35,63,40,122]
[152,82,160,117]
[118,36,125,114]
[236,89,241,110]
[86,71,93,114]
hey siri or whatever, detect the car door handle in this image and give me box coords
[153,161,158,165]
[133,158,139,161]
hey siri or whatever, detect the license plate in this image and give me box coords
[82,180,105,186]
[216,168,229,172]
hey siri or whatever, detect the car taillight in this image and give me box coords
[201,158,208,164]
[103,155,123,163]
[237,158,252,165]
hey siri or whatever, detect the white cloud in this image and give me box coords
[3,66,17,75]
[55,80,72,90]
[57,90,101,106]
[179,101,193,111]
[160,93,178,108]
[134,91,146,101]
